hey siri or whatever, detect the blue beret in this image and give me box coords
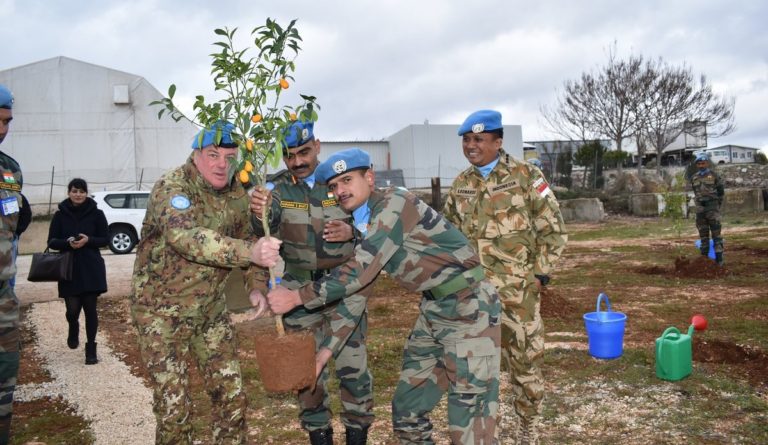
[0,84,13,109]
[315,148,371,183]
[191,121,236,149]
[458,109,502,136]
[284,120,315,149]
[694,152,709,162]
[528,158,542,168]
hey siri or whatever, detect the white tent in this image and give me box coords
[0,56,197,209]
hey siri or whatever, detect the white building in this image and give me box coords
[0,56,198,206]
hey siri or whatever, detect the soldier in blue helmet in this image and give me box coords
[690,152,725,265]
[0,83,25,444]
[249,121,374,444]
[131,121,282,444]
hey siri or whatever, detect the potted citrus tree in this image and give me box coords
[151,18,318,392]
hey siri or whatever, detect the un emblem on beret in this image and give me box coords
[301,128,309,140]
[333,160,347,174]
[472,123,485,133]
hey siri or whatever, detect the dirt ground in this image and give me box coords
[12,216,768,444]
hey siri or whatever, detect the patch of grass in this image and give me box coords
[11,398,94,445]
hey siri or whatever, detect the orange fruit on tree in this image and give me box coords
[251,114,262,123]
[238,169,250,184]
[246,138,254,151]
[289,112,297,121]
[279,78,289,89]
[244,160,254,172]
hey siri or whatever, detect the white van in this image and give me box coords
[702,148,730,164]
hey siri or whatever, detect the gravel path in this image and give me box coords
[15,300,156,444]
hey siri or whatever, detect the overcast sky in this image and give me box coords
[2,0,767,152]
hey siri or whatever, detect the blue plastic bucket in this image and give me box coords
[583,293,627,359]
[694,239,716,260]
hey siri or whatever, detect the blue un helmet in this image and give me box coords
[694,152,709,163]
[0,84,14,109]
[528,158,543,169]
[315,148,371,184]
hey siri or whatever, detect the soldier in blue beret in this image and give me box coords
[250,124,374,444]
[270,147,502,443]
[131,119,282,444]
[0,83,24,444]
[445,109,568,443]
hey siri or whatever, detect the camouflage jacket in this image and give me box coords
[0,150,23,281]
[253,169,355,276]
[298,188,480,308]
[131,155,265,318]
[690,169,724,206]
[442,149,567,283]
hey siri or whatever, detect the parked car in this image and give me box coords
[91,191,149,254]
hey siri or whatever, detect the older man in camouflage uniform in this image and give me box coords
[267,148,502,444]
[442,110,567,445]
[130,122,281,445]
[690,152,725,266]
[250,121,373,445]
[0,84,24,445]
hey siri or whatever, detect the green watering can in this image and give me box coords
[655,314,708,381]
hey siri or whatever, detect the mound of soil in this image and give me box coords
[253,330,316,393]
[541,288,577,320]
[674,255,728,279]
[693,338,768,389]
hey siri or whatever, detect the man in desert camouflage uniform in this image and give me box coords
[267,148,502,444]
[442,110,567,445]
[689,152,725,266]
[0,84,24,445]
[130,121,281,445]
[249,121,373,445]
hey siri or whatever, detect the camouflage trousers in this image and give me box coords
[282,280,374,432]
[132,305,246,445]
[0,283,19,445]
[695,208,723,254]
[499,276,545,420]
[392,280,501,444]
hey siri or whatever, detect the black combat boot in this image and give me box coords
[85,342,98,365]
[715,252,724,266]
[345,425,369,445]
[67,322,79,349]
[308,427,333,445]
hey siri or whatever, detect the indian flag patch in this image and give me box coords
[3,172,15,183]
[533,177,551,197]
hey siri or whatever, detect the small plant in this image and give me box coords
[660,172,689,254]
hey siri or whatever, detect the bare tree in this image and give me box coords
[541,45,655,179]
[637,62,736,175]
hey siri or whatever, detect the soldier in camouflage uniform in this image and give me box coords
[690,152,725,266]
[249,121,373,445]
[267,148,502,444]
[0,84,24,445]
[130,121,281,445]
[442,110,567,445]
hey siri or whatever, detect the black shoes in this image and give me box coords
[67,323,79,349]
[85,342,98,365]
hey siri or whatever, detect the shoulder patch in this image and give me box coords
[170,194,191,210]
[532,178,551,197]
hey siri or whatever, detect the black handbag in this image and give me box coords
[27,248,73,282]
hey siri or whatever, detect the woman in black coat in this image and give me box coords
[47,178,108,364]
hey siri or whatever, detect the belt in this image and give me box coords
[285,268,332,282]
[423,266,485,300]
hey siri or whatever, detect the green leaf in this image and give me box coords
[168,84,177,99]
[214,28,227,36]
